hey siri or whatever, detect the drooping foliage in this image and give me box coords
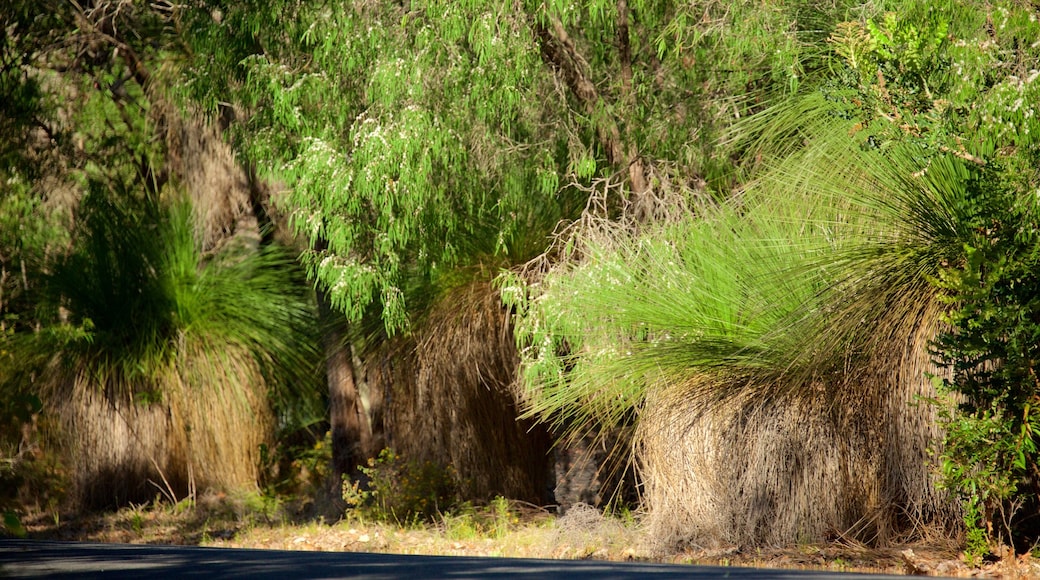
[179,0,822,330]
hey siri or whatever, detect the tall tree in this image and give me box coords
[181,0,809,320]
[178,0,810,485]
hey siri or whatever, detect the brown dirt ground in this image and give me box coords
[15,496,1040,578]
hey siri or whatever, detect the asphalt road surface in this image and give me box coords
[0,539,918,579]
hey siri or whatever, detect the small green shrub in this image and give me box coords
[488,495,516,539]
[931,165,1040,553]
[960,497,990,566]
[342,449,457,523]
[440,504,481,539]
[1,511,26,538]
[440,496,519,539]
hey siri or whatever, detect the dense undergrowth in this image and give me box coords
[3,0,1040,565]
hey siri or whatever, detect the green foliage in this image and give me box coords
[866,11,948,78]
[0,0,176,344]
[14,186,320,401]
[342,449,457,524]
[505,195,839,431]
[1,510,26,538]
[960,496,990,566]
[183,0,561,330]
[825,0,1040,550]
[0,145,71,338]
[0,0,329,509]
[0,183,323,470]
[0,1,73,172]
[827,0,1040,165]
[440,496,518,540]
[929,165,1040,550]
[511,5,1040,553]
[509,0,1035,435]
[180,0,818,330]
[6,0,1040,551]
[795,0,1040,550]
[53,186,175,370]
[823,11,1040,548]
[508,99,981,434]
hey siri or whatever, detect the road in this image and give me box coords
[0,539,917,579]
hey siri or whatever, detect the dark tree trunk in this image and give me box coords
[316,286,373,485]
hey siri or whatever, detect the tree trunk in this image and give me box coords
[535,7,651,220]
[314,256,374,486]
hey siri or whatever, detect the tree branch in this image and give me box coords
[615,0,648,210]
[617,0,634,108]
[534,15,625,167]
[534,8,654,220]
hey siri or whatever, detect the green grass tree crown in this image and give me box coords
[178,0,822,330]
[507,0,1040,547]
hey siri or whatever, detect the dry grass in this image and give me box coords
[45,342,273,508]
[22,496,1039,577]
[382,277,553,503]
[637,296,961,551]
[53,372,175,508]
[153,101,257,252]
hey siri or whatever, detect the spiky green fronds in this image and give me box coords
[511,117,977,431]
[30,186,319,398]
[0,185,321,504]
[511,0,1040,437]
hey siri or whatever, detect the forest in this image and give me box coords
[3,0,1040,568]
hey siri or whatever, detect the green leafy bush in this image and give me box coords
[827,1,1040,552]
[342,449,457,523]
[931,165,1040,552]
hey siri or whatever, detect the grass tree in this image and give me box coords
[0,0,324,509]
[2,185,320,507]
[177,0,820,503]
[509,0,1040,548]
